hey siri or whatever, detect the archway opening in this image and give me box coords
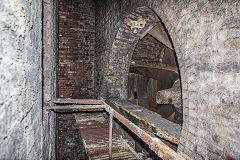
[127,22,183,125]
[105,6,183,152]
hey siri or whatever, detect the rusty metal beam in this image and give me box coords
[48,98,184,159]
[53,98,104,105]
[108,114,113,159]
[105,105,184,160]
[43,105,106,112]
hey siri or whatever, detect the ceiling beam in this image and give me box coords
[149,23,173,50]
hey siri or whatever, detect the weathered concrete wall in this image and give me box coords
[0,0,42,159]
[95,0,240,159]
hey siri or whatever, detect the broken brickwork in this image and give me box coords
[58,0,95,98]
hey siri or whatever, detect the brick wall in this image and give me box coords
[57,113,87,160]
[95,0,240,159]
[132,34,177,68]
[58,0,95,98]
[94,0,131,98]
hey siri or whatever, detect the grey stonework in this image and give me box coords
[96,0,240,159]
[0,0,42,159]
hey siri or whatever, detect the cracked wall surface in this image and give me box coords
[0,0,42,159]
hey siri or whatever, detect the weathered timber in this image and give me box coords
[130,62,178,73]
[107,99,181,145]
[149,23,173,50]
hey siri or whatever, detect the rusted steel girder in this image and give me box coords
[108,114,113,159]
[105,105,184,160]
[53,98,105,105]
[43,105,106,112]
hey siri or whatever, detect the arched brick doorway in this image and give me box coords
[102,5,184,150]
[104,6,162,100]
[98,1,240,159]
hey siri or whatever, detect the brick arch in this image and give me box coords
[105,6,160,99]
[102,1,240,159]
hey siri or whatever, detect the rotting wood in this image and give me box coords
[53,98,104,105]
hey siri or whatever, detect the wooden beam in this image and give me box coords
[149,23,173,50]
[130,62,178,73]
[53,98,104,105]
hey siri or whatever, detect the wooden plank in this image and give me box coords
[53,98,104,105]
[149,23,173,50]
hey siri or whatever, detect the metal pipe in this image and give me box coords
[109,114,113,159]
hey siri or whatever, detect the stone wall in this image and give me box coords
[95,0,240,159]
[58,0,95,98]
[57,113,87,160]
[0,0,42,159]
